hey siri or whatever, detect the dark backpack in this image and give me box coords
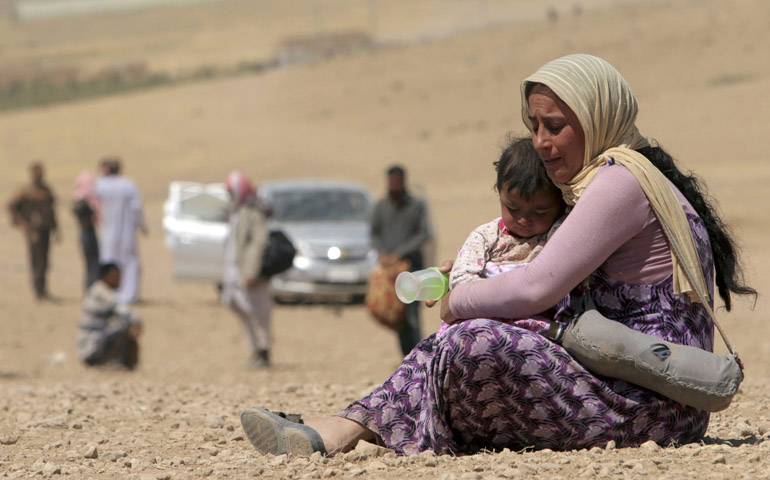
[259,230,296,278]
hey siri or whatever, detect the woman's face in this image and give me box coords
[527,85,586,184]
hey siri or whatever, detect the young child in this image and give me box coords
[76,262,142,369]
[437,136,565,338]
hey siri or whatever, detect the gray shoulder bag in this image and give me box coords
[546,216,744,412]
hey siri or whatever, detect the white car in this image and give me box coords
[162,179,379,303]
[162,181,230,282]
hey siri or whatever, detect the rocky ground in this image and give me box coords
[2,0,769,478]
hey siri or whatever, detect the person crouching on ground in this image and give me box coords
[77,262,142,370]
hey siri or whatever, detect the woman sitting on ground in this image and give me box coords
[240,54,756,456]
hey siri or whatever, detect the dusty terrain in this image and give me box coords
[1,0,769,478]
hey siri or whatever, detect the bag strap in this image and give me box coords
[654,211,741,364]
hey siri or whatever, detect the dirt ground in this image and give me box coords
[1,0,770,478]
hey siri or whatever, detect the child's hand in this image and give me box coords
[425,259,454,308]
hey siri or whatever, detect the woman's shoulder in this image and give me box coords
[585,163,648,205]
[590,162,696,216]
[594,162,642,186]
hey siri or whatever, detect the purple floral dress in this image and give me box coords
[338,213,714,455]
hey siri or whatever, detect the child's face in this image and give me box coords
[103,269,122,290]
[499,187,563,238]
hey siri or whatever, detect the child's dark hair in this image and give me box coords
[494,135,561,200]
[99,262,120,279]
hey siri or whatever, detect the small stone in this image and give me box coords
[42,462,61,475]
[640,440,661,451]
[208,418,225,429]
[83,445,98,459]
[321,468,339,478]
[352,440,393,458]
[104,451,128,462]
[271,454,289,466]
[605,440,616,450]
[500,468,519,479]
[713,454,727,464]
[422,457,438,467]
[461,473,482,480]
[0,435,19,445]
[343,451,361,462]
[366,460,387,470]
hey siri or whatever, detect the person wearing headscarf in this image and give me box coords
[73,171,101,290]
[221,171,274,369]
[239,55,755,456]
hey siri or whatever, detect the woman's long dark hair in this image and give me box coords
[637,145,757,311]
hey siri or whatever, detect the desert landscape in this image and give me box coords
[1,0,769,478]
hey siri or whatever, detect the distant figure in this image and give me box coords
[221,171,274,369]
[77,262,142,370]
[7,162,60,300]
[72,171,101,291]
[95,157,147,304]
[370,165,429,357]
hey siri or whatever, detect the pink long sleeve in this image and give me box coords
[449,164,692,320]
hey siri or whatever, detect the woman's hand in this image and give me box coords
[425,259,458,324]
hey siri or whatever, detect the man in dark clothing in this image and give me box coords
[370,165,429,356]
[7,163,60,300]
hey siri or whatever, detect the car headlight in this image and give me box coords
[327,246,342,260]
[293,255,311,269]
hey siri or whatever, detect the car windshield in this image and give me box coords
[271,189,369,222]
[179,194,229,223]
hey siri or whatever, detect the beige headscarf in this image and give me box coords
[520,54,708,303]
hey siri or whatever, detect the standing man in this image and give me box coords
[370,165,429,356]
[95,157,147,304]
[7,162,60,300]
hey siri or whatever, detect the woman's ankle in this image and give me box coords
[305,416,376,455]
